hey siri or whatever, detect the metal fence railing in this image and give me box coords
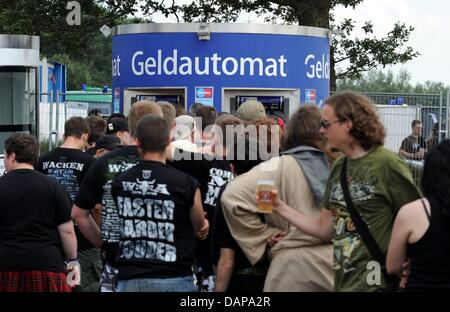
[361,91,444,107]
[332,90,450,189]
[39,91,112,153]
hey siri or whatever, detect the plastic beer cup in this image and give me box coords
[256,180,275,213]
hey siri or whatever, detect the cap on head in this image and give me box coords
[174,115,195,140]
[106,117,129,134]
[235,100,266,121]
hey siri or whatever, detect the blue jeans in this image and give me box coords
[117,275,198,292]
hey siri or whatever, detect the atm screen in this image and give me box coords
[136,95,157,102]
[136,95,184,105]
[236,96,284,111]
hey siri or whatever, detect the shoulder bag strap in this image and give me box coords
[339,158,394,284]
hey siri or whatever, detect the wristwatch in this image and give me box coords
[66,258,79,264]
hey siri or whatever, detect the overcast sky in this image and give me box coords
[333,0,450,85]
[150,0,448,85]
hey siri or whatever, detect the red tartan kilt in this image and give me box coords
[0,270,72,292]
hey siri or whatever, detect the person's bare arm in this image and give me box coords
[58,220,77,260]
[387,204,413,275]
[190,188,209,239]
[399,149,416,159]
[72,204,102,248]
[270,190,334,242]
[214,248,235,292]
[92,204,102,227]
[58,220,80,287]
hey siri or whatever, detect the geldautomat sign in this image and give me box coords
[129,50,289,77]
[111,23,330,112]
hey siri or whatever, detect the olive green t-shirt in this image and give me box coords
[322,146,421,292]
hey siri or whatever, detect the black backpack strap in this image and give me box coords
[339,158,396,286]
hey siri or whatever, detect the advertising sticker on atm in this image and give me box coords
[305,89,316,103]
[195,87,214,107]
[114,87,120,113]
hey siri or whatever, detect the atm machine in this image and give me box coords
[230,95,290,122]
[132,94,185,106]
[122,88,186,115]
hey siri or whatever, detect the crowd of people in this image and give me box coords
[1,91,449,292]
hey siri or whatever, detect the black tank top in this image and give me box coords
[406,197,450,290]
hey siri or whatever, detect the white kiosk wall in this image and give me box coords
[0,34,40,176]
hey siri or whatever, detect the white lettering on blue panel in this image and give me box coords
[130,49,287,78]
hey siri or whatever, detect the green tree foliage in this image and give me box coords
[0,0,140,90]
[0,0,136,57]
[140,0,353,26]
[334,19,417,81]
[337,69,449,94]
[43,32,113,90]
[49,54,92,90]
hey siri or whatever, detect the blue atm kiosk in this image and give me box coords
[111,23,330,116]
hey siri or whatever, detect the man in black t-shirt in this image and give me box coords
[37,116,98,292]
[111,115,208,292]
[0,134,79,292]
[168,114,243,291]
[399,119,426,160]
[72,101,164,292]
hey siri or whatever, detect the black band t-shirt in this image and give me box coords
[37,147,95,251]
[111,160,199,280]
[74,145,140,263]
[168,149,233,272]
[0,169,72,271]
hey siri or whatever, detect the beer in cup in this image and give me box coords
[256,180,275,213]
